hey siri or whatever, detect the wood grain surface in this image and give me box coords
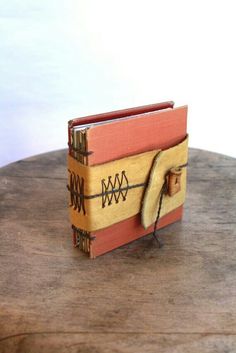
[0,149,235,353]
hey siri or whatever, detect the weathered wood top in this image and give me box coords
[0,149,235,353]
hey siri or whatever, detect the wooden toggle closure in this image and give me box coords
[166,167,182,197]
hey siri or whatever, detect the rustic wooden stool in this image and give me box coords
[0,149,235,353]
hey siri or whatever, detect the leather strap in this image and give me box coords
[67,135,188,232]
[141,136,188,229]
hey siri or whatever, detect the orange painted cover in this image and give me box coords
[87,105,187,165]
[70,102,188,257]
[68,101,174,155]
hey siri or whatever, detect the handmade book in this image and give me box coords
[67,101,188,258]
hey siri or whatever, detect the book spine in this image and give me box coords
[69,127,91,254]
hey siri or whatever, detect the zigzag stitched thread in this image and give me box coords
[67,169,86,214]
[101,170,129,208]
[72,225,95,253]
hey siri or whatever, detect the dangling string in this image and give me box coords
[152,163,188,247]
[152,179,167,247]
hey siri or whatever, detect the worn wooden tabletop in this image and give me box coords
[0,149,235,353]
